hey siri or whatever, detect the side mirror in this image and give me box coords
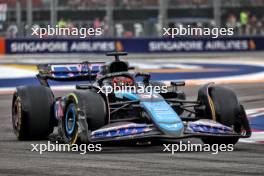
[171,81,185,87]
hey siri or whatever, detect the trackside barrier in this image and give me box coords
[2,37,264,54]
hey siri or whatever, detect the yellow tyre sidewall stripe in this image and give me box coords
[67,93,79,145]
[207,84,217,121]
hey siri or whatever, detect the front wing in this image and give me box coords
[82,121,251,143]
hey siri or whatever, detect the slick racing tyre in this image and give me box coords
[12,86,54,140]
[62,90,107,144]
[195,84,249,145]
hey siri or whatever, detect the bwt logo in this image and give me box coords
[51,64,103,77]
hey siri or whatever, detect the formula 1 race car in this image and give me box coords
[12,52,251,145]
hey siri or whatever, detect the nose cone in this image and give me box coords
[141,101,184,136]
[159,122,184,136]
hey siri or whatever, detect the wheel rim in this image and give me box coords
[65,103,76,137]
[12,96,21,133]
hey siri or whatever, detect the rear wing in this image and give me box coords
[36,62,104,87]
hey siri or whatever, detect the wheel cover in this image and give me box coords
[12,96,22,135]
[65,103,76,137]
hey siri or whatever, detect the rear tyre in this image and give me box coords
[196,84,246,145]
[12,86,54,140]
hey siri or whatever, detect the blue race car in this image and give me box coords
[12,52,251,145]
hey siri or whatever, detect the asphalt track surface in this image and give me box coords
[0,83,264,176]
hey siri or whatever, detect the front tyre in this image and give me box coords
[62,102,79,145]
[196,84,250,145]
[61,90,107,144]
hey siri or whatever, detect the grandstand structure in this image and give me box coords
[1,0,264,38]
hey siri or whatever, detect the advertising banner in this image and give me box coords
[5,37,264,54]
